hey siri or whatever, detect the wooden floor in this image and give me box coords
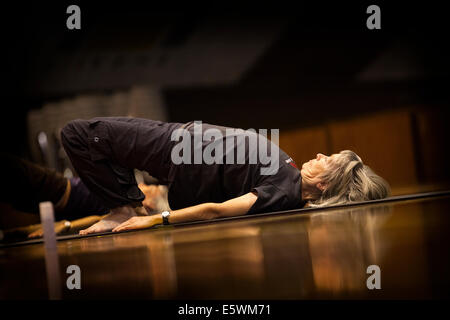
[1,195,450,299]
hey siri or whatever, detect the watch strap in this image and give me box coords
[162,211,170,225]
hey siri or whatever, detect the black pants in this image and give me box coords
[60,117,181,210]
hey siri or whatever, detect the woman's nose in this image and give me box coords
[316,153,324,160]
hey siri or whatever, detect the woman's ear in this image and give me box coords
[316,182,327,192]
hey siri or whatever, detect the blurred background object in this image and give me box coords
[1,3,449,227]
[26,85,168,173]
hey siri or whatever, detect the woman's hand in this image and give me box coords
[112,215,159,232]
[28,220,71,238]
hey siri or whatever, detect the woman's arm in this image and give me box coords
[112,192,258,232]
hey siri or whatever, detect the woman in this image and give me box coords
[60,117,390,235]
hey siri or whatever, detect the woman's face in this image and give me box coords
[301,153,337,182]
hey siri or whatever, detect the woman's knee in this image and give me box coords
[60,119,90,148]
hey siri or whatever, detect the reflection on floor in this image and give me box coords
[1,196,450,299]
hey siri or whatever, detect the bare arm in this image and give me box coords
[112,192,258,232]
[164,191,257,224]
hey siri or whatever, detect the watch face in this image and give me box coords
[162,211,170,218]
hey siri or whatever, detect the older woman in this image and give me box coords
[60,117,390,235]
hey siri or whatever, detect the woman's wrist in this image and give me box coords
[152,214,164,226]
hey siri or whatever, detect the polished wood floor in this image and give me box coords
[1,196,450,299]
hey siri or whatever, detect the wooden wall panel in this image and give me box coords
[279,126,329,169]
[327,111,418,193]
[414,109,450,185]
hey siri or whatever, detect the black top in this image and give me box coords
[166,121,305,214]
[78,117,305,214]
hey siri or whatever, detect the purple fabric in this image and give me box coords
[64,177,109,219]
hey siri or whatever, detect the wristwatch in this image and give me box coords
[161,211,171,225]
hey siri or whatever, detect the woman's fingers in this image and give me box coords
[112,226,128,232]
[112,216,150,232]
[28,229,43,238]
[112,221,131,232]
[113,222,134,232]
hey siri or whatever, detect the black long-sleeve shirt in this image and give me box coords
[64,117,305,214]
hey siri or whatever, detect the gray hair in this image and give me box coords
[308,150,391,207]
